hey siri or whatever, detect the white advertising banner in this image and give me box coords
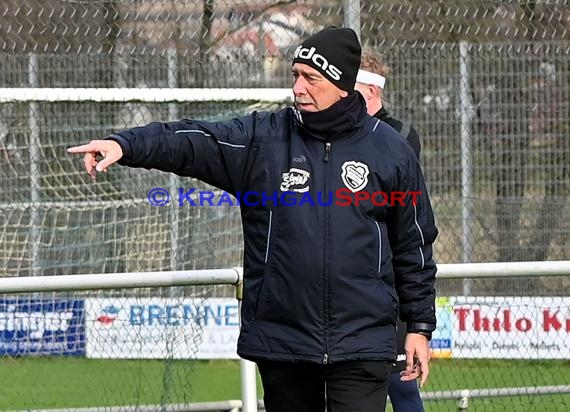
[86,296,569,360]
[86,298,240,359]
[431,296,570,359]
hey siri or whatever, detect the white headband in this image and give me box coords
[356,69,386,89]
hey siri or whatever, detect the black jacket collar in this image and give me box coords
[294,91,367,141]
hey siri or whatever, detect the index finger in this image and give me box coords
[67,143,98,154]
[418,355,430,387]
[405,345,415,371]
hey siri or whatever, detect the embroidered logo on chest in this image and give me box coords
[280,168,310,193]
[341,161,369,193]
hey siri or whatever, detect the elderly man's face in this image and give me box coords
[292,63,348,112]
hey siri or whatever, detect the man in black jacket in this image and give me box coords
[69,27,438,412]
[355,49,426,412]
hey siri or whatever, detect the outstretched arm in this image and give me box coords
[67,114,265,194]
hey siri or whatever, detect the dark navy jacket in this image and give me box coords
[109,98,438,365]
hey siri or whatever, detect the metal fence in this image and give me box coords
[1,264,570,411]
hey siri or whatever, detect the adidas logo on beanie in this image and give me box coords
[292,27,361,92]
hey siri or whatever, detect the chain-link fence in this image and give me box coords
[1,0,568,270]
[1,0,569,411]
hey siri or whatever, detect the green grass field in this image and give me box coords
[1,358,569,411]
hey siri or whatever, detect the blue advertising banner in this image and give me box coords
[0,298,86,356]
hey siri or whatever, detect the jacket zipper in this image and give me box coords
[324,141,331,162]
[322,141,331,364]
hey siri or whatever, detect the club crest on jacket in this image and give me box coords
[341,161,369,192]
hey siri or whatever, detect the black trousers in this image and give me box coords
[257,360,392,412]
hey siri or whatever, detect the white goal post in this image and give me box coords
[0,88,293,103]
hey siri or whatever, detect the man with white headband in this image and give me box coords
[355,49,421,158]
[355,49,426,412]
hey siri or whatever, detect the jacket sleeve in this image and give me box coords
[406,126,422,160]
[107,113,262,195]
[387,156,438,333]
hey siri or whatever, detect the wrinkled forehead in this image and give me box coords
[292,63,340,92]
[292,62,325,78]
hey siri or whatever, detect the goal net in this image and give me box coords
[0,87,290,410]
[0,87,291,277]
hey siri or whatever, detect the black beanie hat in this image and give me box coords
[292,26,361,92]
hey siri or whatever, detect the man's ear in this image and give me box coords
[359,84,376,100]
[370,84,381,98]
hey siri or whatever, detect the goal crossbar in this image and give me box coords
[0,88,293,103]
